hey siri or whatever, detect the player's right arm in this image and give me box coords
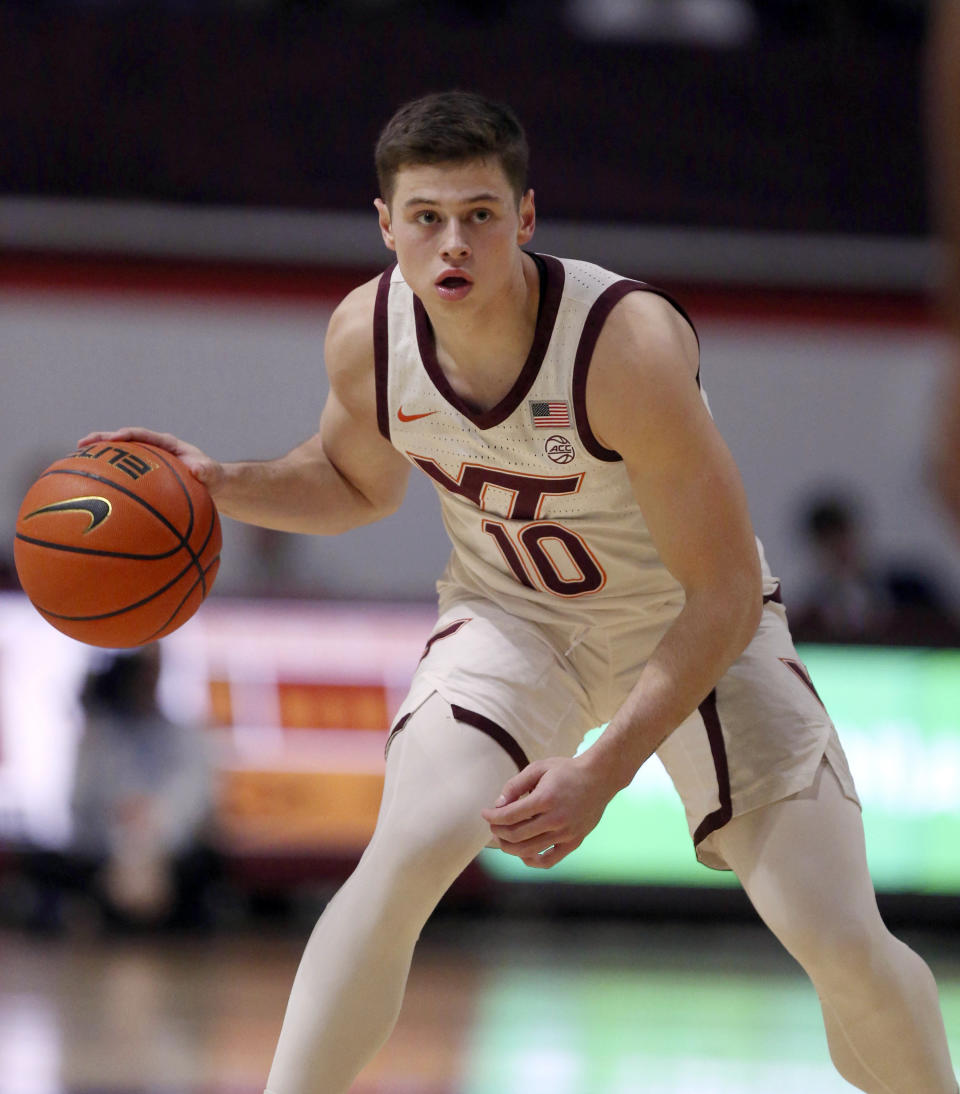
[78,277,411,536]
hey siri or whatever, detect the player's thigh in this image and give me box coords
[379,692,517,839]
[390,598,600,769]
[711,758,884,968]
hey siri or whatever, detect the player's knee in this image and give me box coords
[780,912,889,991]
[362,799,487,898]
[392,810,486,881]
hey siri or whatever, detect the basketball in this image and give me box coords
[13,441,222,648]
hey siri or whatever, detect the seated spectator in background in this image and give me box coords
[0,555,19,591]
[25,644,219,933]
[790,489,960,646]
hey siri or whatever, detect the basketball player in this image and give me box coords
[81,91,958,1093]
[929,0,960,531]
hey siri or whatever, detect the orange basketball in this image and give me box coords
[13,441,221,648]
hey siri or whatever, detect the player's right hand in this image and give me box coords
[77,427,225,493]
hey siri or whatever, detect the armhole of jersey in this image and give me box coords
[572,279,700,462]
[373,265,395,443]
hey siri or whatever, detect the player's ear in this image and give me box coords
[374,198,396,252]
[517,188,535,245]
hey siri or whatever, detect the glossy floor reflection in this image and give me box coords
[1,916,958,1094]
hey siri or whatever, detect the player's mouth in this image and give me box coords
[434,270,474,301]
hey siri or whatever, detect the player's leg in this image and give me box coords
[711,759,957,1094]
[264,692,518,1094]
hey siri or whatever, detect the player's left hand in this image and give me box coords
[481,755,615,869]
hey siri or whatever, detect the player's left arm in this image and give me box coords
[483,291,763,866]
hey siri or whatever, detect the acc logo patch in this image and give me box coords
[544,434,575,465]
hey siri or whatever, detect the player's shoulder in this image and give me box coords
[549,254,623,305]
[599,283,699,379]
[552,255,691,331]
[324,273,382,378]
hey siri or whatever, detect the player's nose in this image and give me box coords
[439,222,470,260]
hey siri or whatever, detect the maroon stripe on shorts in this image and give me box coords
[451,705,529,771]
[374,264,394,442]
[418,617,470,664]
[692,688,733,847]
[383,710,411,758]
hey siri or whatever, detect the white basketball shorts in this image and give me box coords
[388,588,859,870]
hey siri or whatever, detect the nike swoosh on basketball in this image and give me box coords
[397,407,438,422]
[24,496,113,533]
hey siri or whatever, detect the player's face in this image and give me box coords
[375,159,535,309]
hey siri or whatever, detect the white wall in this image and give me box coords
[4,287,958,610]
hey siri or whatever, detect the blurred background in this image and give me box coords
[2,2,960,1092]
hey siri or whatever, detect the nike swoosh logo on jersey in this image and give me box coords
[397,407,438,422]
[24,496,113,532]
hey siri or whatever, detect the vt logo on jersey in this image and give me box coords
[23,496,112,533]
[408,453,606,597]
[409,454,581,520]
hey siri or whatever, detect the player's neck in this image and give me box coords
[427,253,540,410]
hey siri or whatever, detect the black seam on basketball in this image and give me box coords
[36,465,205,572]
[140,555,220,642]
[16,498,216,582]
[144,446,196,539]
[193,503,219,598]
[17,500,216,569]
[120,446,214,596]
[33,550,216,623]
[28,461,212,593]
[14,532,182,561]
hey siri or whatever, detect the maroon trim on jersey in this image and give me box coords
[374,265,395,442]
[572,280,700,462]
[763,583,783,605]
[412,253,566,430]
[692,689,733,848]
[451,705,530,771]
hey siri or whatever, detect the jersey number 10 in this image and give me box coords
[411,454,607,598]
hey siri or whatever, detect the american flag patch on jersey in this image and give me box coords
[530,400,571,428]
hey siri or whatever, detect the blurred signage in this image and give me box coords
[1,594,958,892]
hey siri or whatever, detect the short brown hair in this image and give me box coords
[375,90,529,206]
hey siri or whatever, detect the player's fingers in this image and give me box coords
[521,841,575,869]
[496,832,558,857]
[487,814,555,846]
[519,842,567,869]
[77,426,170,448]
[77,429,221,489]
[480,761,550,822]
[495,834,553,859]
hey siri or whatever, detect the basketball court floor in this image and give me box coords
[3,910,959,1094]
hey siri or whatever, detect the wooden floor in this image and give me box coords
[2,912,960,1094]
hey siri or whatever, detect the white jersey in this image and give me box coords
[374,253,777,628]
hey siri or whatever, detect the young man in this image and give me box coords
[82,91,957,1093]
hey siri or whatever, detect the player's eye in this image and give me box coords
[415,210,439,225]
[472,209,492,223]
